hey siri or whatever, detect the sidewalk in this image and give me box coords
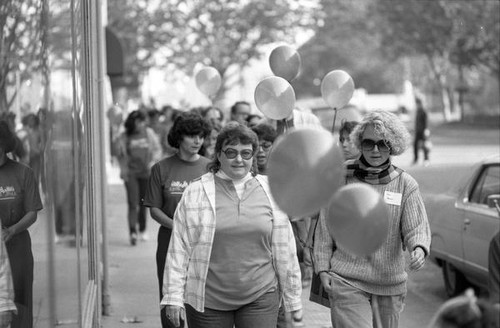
[100,181,331,328]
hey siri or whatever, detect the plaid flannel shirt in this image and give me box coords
[0,236,16,316]
[160,173,303,312]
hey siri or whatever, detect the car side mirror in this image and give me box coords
[486,194,500,212]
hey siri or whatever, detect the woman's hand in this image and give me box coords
[319,271,333,294]
[164,305,185,327]
[409,247,426,271]
[1,227,14,243]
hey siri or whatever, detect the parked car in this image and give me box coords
[426,156,500,297]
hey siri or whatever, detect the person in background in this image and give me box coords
[21,114,43,183]
[314,110,431,328]
[0,120,43,328]
[413,97,431,166]
[247,114,263,128]
[488,231,500,305]
[116,110,162,245]
[229,101,251,125]
[200,120,222,160]
[0,217,16,328]
[339,120,360,160]
[147,109,170,159]
[143,112,211,328]
[251,123,304,328]
[161,122,302,328]
[202,106,225,127]
[251,123,277,176]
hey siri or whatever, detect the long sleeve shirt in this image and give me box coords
[314,171,431,296]
[160,173,303,312]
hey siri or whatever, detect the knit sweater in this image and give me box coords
[313,171,431,296]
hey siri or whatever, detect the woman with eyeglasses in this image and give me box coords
[313,110,431,328]
[161,122,302,328]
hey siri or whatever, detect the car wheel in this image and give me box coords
[442,261,468,297]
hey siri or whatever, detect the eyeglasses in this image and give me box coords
[221,148,254,160]
[259,141,273,151]
[361,139,391,152]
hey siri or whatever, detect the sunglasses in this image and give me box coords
[361,139,391,152]
[259,141,273,151]
[221,148,254,160]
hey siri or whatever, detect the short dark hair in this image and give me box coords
[251,123,277,143]
[207,122,258,175]
[0,120,17,153]
[167,112,211,148]
[339,120,359,137]
[124,110,147,136]
[230,101,250,115]
[202,106,224,122]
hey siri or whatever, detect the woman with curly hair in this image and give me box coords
[143,112,211,328]
[313,110,431,328]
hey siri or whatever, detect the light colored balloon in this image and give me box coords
[326,183,389,256]
[254,76,295,120]
[269,45,302,81]
[268,128,345,217]
[321,70,355,109]
[195,67,222,97]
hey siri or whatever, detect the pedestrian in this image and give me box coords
[147,109,170,159]
[21,114,43,183]
[161,122,303,328]
[413,97,431,166]
[314,110,431,328]
[246,114,263,128]
[250,123,277,175]
[229,101,251,125]
[488,231,500,305]
[0,120,43,328]
[202,106,225,127]
[200,120,222,160]
[115,110,162,245]
[251,123,304,328]
[339,120,360,160]
[143,112,211,328]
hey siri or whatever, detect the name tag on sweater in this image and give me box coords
[384,191,402,206]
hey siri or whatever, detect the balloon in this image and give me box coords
[321,70,355,109]
[254,76,295,120]
[269,45,302,81]
[326,183,390,256]
[268,128,345,217]
[195,67,222,97]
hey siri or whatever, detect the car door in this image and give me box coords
[461,163,500,287]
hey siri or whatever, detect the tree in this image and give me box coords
[147,0,320,101]
[294,0,405,98]
[373,0,500,121]
[0,0,45,112]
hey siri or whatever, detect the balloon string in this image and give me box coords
[331,108,338,134]
[372,295,383,328]
[283,118,289,133]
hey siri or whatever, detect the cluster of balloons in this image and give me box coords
[257,45,388,257]
[194,46,389,256]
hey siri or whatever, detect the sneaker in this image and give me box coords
[139,232,149,241]
[130,233,138,246]
[424,160,430,167]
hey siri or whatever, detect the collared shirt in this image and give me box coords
[160,173,302,313]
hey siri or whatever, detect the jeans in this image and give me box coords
[124,176,148,234]
[328,274,406,328]
[185,288,280,328]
